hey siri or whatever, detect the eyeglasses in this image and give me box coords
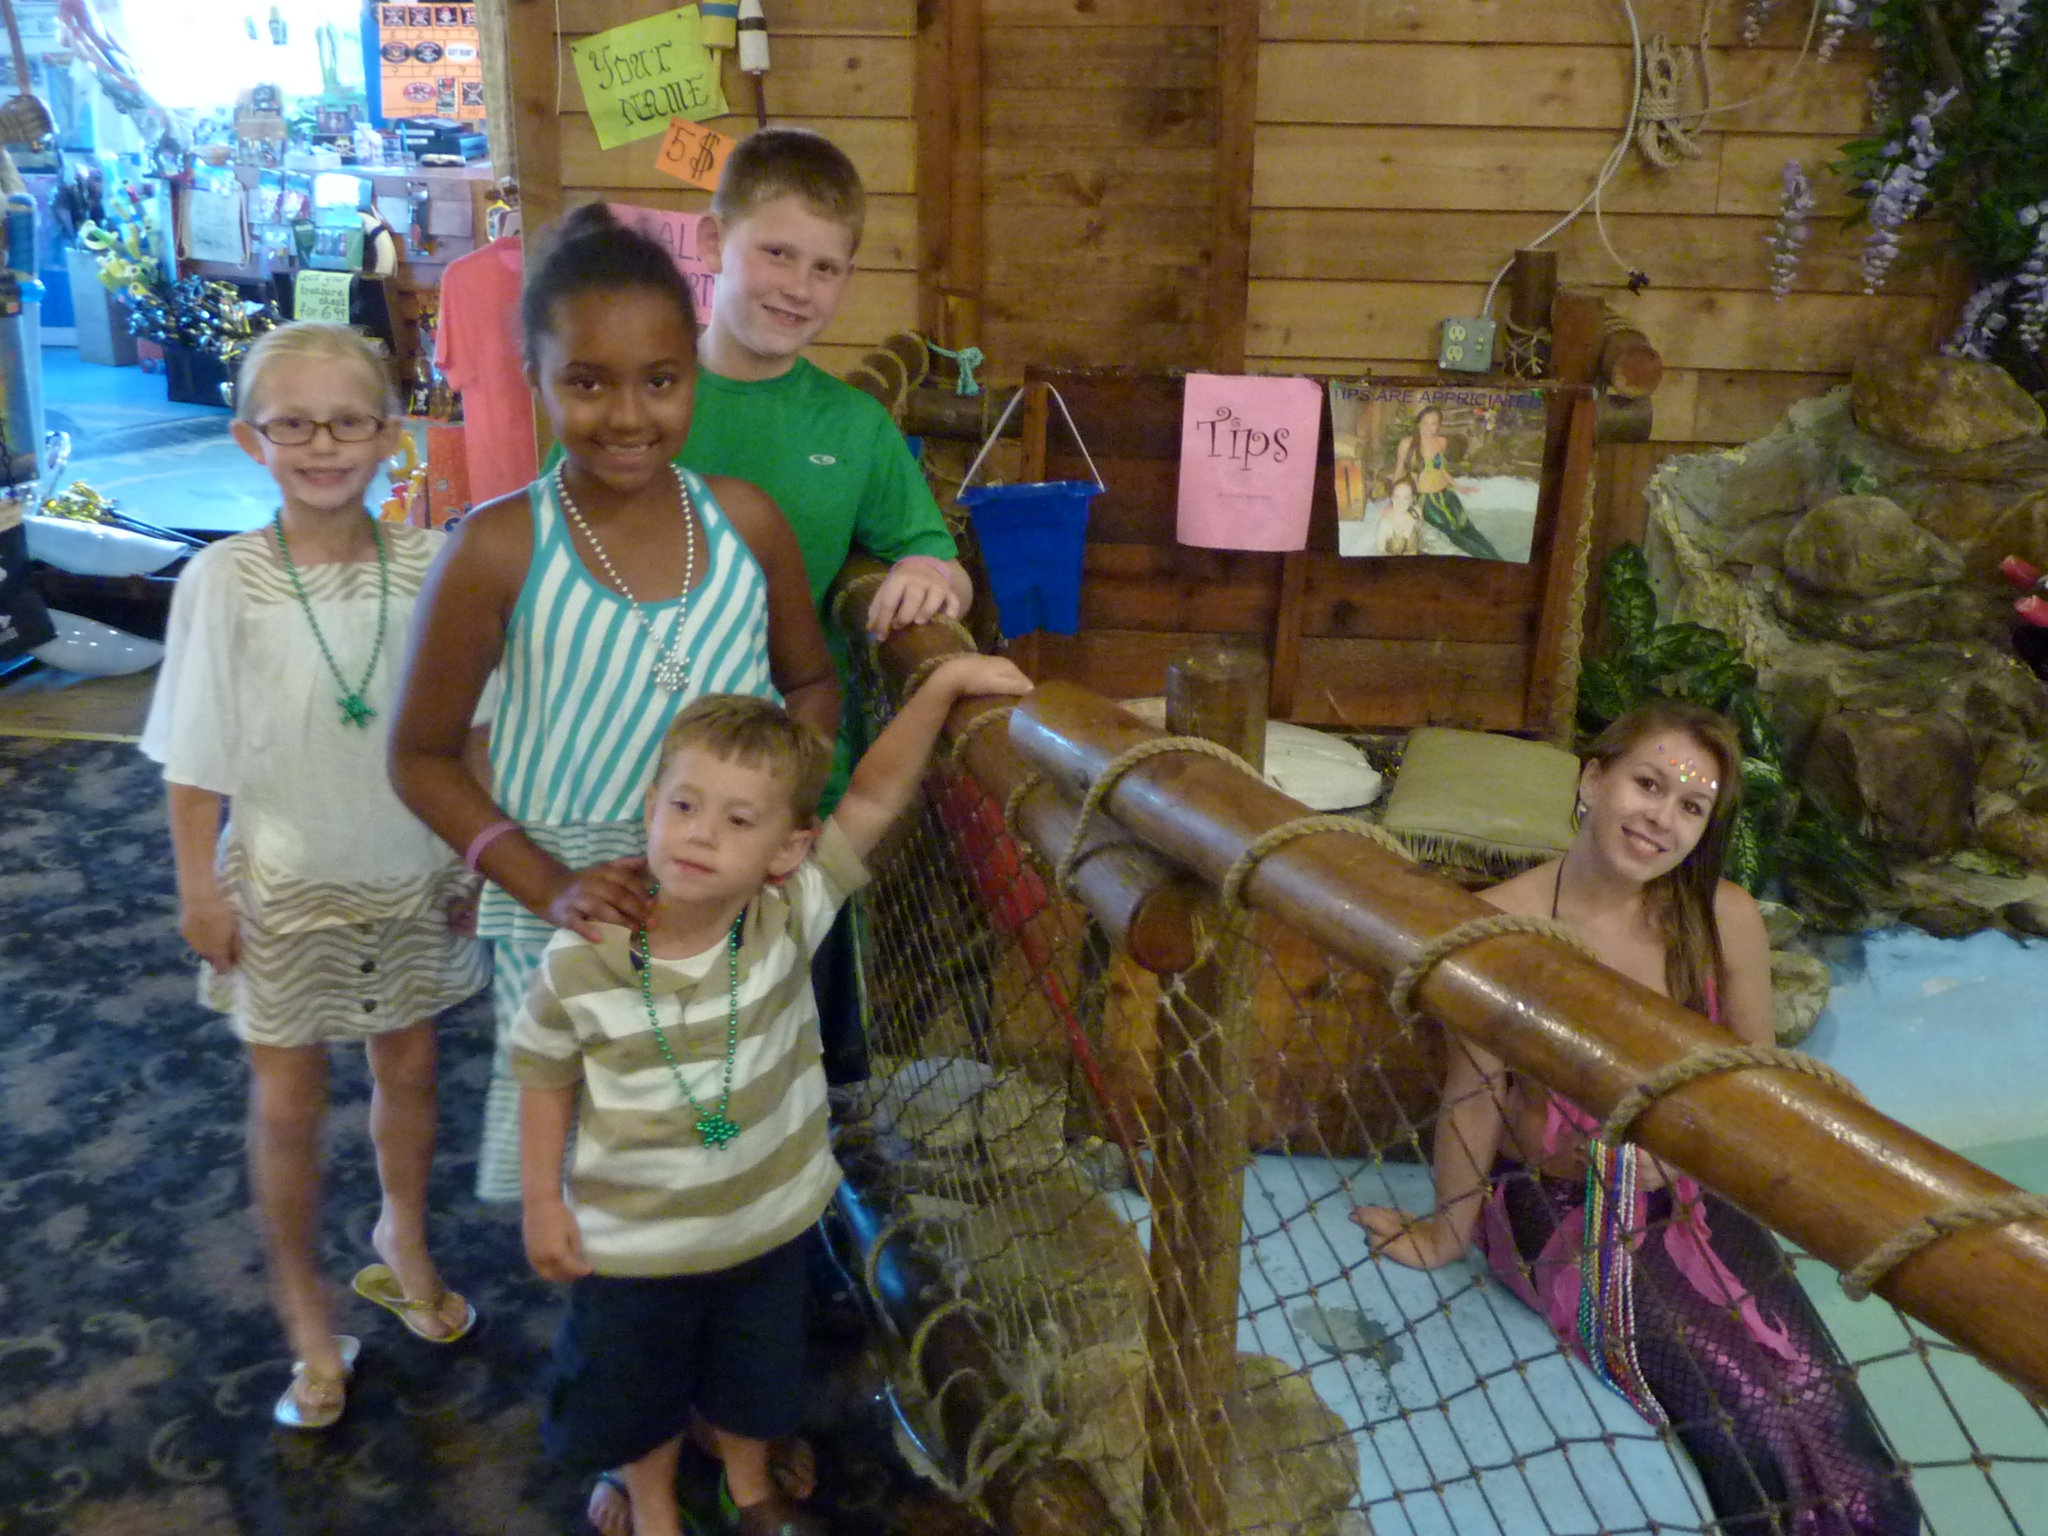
[248,413,387,445]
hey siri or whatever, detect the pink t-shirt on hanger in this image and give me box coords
[435,236,538,506]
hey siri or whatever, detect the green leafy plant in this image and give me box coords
[1579,545,1889,922]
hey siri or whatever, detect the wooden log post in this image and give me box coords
[1142,645,1266,1536]
[1165,641,1269,775]
[1505,248,1559,379]
[1008,681,2048,1402]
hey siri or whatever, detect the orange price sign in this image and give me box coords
[654,118,736,191]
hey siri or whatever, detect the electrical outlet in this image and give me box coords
[1437,317,1497,374]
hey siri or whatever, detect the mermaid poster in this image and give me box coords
[1329,382,1546,563]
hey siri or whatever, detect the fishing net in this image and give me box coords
[836,637,2048,1536]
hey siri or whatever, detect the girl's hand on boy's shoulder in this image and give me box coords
[181,891,242,974]
[867,559,964,640]
[544,858,652,942]
[523,1197,592,1282]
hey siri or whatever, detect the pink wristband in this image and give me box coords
[464,818,520,873]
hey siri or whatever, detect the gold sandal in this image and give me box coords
[351,1264,477,1343]
[273,1334,359,1430]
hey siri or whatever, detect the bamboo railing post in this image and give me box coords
[1008,681,2048,1401]
[1142,900,1254,1536]
[1134,660,1266,1536]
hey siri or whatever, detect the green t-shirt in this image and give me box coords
[545,357,957,808]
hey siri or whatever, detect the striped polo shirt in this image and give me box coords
[509,822,867,1276]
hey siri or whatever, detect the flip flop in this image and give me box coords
[350,1263,477,1344]
[588,1470,720,1536]
[273,1334,360,1430]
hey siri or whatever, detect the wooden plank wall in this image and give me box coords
[506,0,919,375]
[1247,0,1952,455]
[980,0,1224,373]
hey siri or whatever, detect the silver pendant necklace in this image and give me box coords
[554,462,698,692]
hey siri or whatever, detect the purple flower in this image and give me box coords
[1818,0,1862,62]
[2014,204,2048,353]
[1943,279,2012,359]
[1977,0,2030,77]
[1861,89,1958,293]
[1768,161,1817,300]
[1742,0,1781,44]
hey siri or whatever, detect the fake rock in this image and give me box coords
[1781,496,1961,597]
[1851,354,2046,455]
[1802,710,1973,859]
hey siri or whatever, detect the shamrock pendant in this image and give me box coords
[694,1109,742,1149]
[652,653,690,693]
[338,692,376,728]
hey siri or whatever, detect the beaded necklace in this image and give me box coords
[270,514,388,728]
[634,913,745,1149]
[554,463,698,693]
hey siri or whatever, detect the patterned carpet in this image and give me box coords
[0,736,590,1534]
[0,738,938,1536]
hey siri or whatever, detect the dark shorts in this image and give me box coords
[811,899,866,1087]
[541,1236,811,1475]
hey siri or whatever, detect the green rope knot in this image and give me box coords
[930,343,984,397]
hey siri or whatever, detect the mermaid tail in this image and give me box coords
[1418,488,1503,560]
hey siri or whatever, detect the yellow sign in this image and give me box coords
[294,269,353,324]
[572,6,727,152]
[654,118,735,190]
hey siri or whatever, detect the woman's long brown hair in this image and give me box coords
[1579,700,1745,1016]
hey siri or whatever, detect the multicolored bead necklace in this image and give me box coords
[635,914,745,1149]
[270,514,389,728]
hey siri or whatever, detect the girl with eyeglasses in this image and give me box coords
[142,322,487,1432]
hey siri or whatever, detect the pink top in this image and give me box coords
[436,236,538,506]
[1477,977,1800,1367]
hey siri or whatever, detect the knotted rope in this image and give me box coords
[1635,35,1705,167]
[1053,735,1260,895]
[1385,913,1599,1025]
[947,701,1016,764]
[1218,814,1412,910]
[1841,1192,2048,1302]
[928,341,984,397]
[1503,318,1552,380]
[1600,1043,1861,1144]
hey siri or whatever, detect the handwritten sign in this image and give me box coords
[608,202,717,323]
[654,117,735,191]
[294,269,354,323]
[181,187,248,266]
[572,6,727,152]
[1175,373,1325,553]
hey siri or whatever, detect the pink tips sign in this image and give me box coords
[1175,373,1325,552]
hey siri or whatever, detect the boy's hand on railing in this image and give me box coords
[1351,1205,1469,1270]
[867,555,966,639]
[523,1196,593,1282]
[921,653,1033,705]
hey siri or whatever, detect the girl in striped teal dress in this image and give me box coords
[391,203,839,1201]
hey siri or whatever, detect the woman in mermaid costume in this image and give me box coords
[1352,700,1919,1535]
[1393,405,1503,560]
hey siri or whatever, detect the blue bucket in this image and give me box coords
[958,479,1098,637]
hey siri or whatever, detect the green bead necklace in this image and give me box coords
[635,914,745,1149]
[270,514,389,729]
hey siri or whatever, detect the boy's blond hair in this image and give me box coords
[710,127,866,252]
[235,322,401,420]
[653,694,835,826]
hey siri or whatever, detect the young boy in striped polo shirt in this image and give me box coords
[512,652,1029,1536]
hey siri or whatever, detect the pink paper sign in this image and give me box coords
[607,201,717,324]
[1175,373,1325,552]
